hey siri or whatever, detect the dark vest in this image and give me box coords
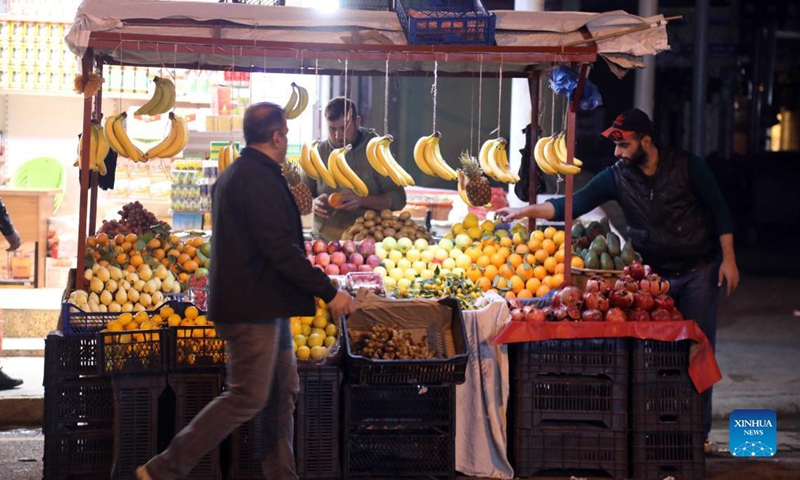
[611,149,716,274]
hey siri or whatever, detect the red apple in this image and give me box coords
[312,239,327,255]
[306,254,315,265]
[358,264,373,272]
[324,264,340,275]
[316,252,331,267]
[331,251,347,267]
[366,255,382,268]
[327,241,341,254]
[349,253,364,267]
[341,240,357,256]
[304,241,312,255]
[339,263,356,275]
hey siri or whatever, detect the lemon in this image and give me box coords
[324,336,337,348]
[296,345,311,360]
[194,315,208,326]
[307,332,325,348]
[300,316,314,326]
[325,324,337,337]
[481,220,495,232]
[293,334,307,347]
[184,306,199,320]
[168,314,182,327]
[291,323,302,337]
[310,346,328,360]
[311,328,326,338]
[463,213,479,229]
[313,316,328,329]
[301,324,311,336]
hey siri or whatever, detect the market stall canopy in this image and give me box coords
[65,0,669,77]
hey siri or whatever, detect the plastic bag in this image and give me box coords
[548,66,603,111]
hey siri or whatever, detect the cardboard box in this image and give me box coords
[0,241,37,287]
[210,84,232,116]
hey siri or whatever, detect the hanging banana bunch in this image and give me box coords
[366,135,415,187]
[74,122,110,175]
[284,82,309,120]
[142,113,189,160]
[134,76,176,116]
[533,132,583,176]
[217,141,240,173]
[297,141,337,189]
[104,113,146,162]
[328,144,369,197]
[478,138,518,183]
[412,132,457,181]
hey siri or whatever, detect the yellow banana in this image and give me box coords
[534,136,558,175]
[134,77,165,116]
[379,136,414,186]
[144,113,180,159]
[423,133,457,181]
[555,132,583,167]
[493,140,517,183]
[159,115,189,158]
[104,114,130,158]
[544,137,580,175]
[284,83,298,113]
[335,146,369,197]
[309,141,337,188]
[112,113,145,162]
[151,77,175,115]
[366,136,389,176]
[287,84,308,120]
[486,139,506,182]
[457,170,473,206]
[413,135,435,176]
[297,143,319,179]
[217,143,230,173]
[479,139,501,180]
[328,147,355,190]
[92,124,109,175]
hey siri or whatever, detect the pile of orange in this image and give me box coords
[86,232,210,283]
[463,226,584,299]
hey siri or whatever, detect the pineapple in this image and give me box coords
[282,161,313,215]
[459,152,492,206]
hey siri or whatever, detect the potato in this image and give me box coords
[364,220,375,228]
[364,210,377,220]
[380,209,393,220]
[399,211,412,221]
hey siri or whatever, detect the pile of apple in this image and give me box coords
[305,238,380,276]
[373,236,470,291]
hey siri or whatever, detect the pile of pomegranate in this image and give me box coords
[509,262,684,323]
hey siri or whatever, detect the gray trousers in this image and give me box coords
[144,319,300,480]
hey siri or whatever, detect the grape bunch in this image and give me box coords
[98,201,171,236]
[349,324,436,360]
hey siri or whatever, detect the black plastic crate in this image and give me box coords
[340,0,394,10]
[512,427,627,479]
[44,333,99,381]
[514,375,627,431]
[43,428,114,480]
[97,329,167,375]
[632,379,703,432]
[168,326,226,372]
[112,375,167,479]
[169,373,223,480]
[346,384,454,429]
[44,376,113,433]
[345,427,454,478]
[227,415,263,480]
[344,297,469,385]
[395,0,495,46]
[631,339,692,383]
[512,338,629,382]
[631,431,705,479]
[295,366,341,479]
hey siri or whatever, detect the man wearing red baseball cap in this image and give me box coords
[497,108,739,447]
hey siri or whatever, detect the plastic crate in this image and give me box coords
[44,333,99,381]
[344,427,454,478]
[97,329,167,375]
[631,339,692,383]
[44,376,113,433]
[169,373,223,480]
[395,0,495,46]
[295,366,341,479]
[227,415,263,480]
[345,384,454,429]
[513,375,627,431]
[631,431,705,480]
[43,428,114,480]
[340,0,394,10]
[512,427,627,479]
[343,297,469,385]
[167,301,226,372]
[111,375,167,479]
[511,338,629,382]
[631,379,703,432]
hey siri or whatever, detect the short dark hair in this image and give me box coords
[324,97,358,121]
[243,102,285,145]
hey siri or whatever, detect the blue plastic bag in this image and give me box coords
[548,66,603,111]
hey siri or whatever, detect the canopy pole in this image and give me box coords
[564,63,589,287]
[88,54,104,237]
[527,72,540,223]
[75,49,95,290]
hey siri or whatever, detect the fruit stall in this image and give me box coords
[44,1,718,479]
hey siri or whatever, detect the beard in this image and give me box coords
[620,143,647,166]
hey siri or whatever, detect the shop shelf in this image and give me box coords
[513,375,627,431]
[631,339,692,383]
[44,333,98,381]
[631,431,705,479]
[511,337,629,382]
[43,428,114,480]
[169,373,223,480]
[512,427,627,479]
[97,329,167,375]
[43,376,113,433]
[111,375,167,479]
[343,297,469,386]
[344,427,454,479]
[345,384,454,429]
[631,379,703,432]
[395,0,495,46]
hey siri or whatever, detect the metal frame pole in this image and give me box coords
[527,72,540,229]
[88,54,103,237]
[564,63,589,286]
[75,49,95,289]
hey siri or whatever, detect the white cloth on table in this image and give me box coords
[455,298,514,479]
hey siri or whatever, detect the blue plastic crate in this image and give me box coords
[396,0,495,45]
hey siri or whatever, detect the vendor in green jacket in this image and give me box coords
[304,97,406,241]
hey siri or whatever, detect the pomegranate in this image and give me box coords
[614,276,638,292]
[551,294,562,308]
[557,286,584,309]
[566,306,582,321]
[654,295,675,310]
[634,291,655,311]
[669,308,684,321]
[609,290,634,309]
[510,308,526,322]
[624,262,647,280]
[585,276,611,295]
[605,307,628,322]
[525,308,547,323]
[650,308,672,322]
[641,274,670,296]
[507,299,522,310]
[581,309,604,322]
[553,306,569,321]
[628,308,651,322]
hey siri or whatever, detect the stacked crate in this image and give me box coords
[511,338,629,479]
[630,340,705,480]
[43,333,114,480]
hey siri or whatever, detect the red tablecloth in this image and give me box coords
[491,320,721,393]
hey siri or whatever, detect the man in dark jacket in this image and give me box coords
[0,197,23,390]
[137,103,355,480]
[496,108,739,444]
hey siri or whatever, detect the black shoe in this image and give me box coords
[0,368,23,390]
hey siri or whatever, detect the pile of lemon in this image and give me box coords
[291,299,338,361]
